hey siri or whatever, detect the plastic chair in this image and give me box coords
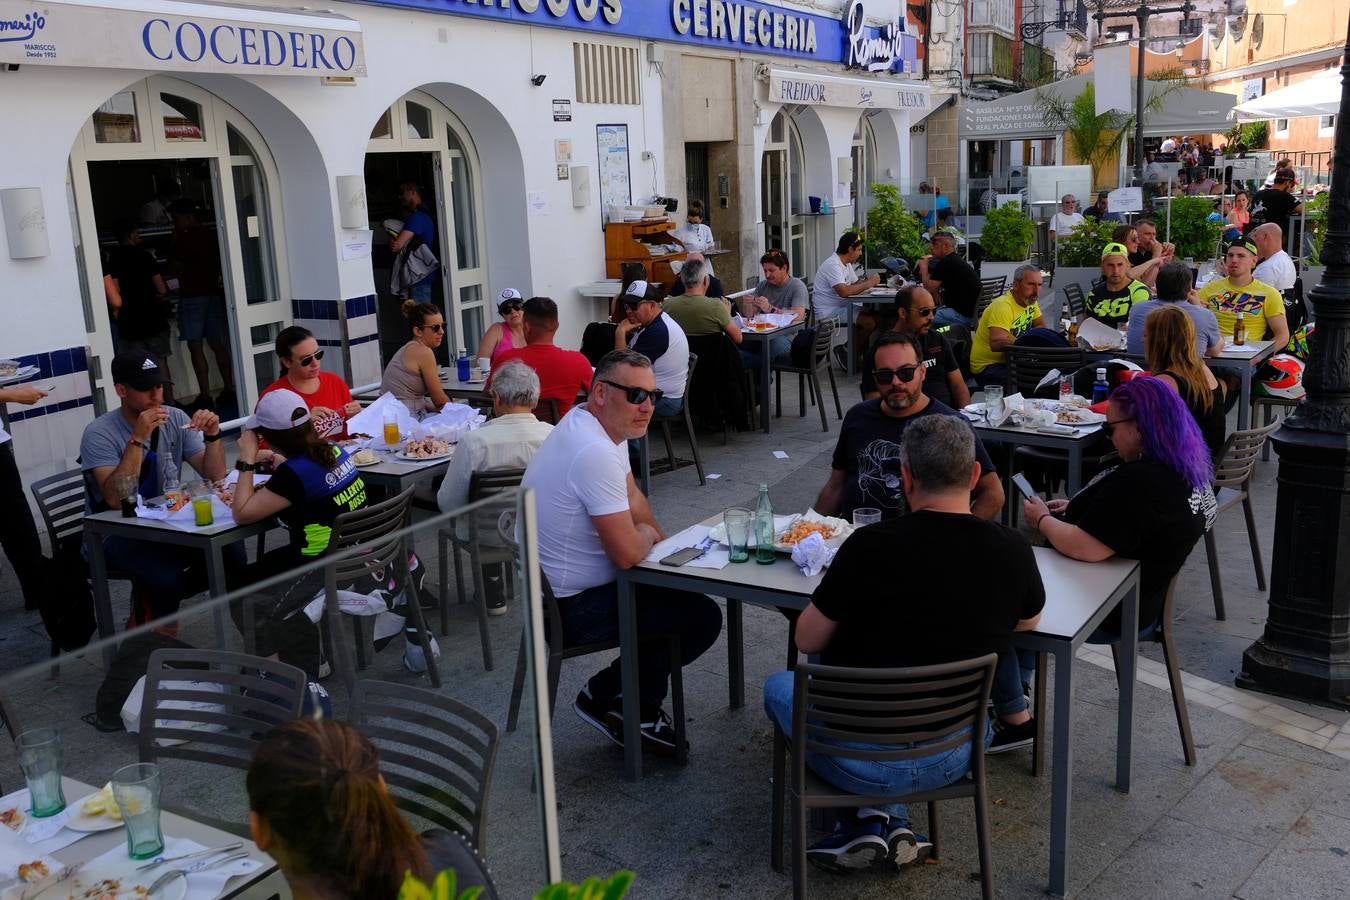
[437,468,526,670]
[138,648,306,835]
[1061,282,1087,320]
[1105,575,1195,766]
[974,276,1007,322]
[500,511,687,765]
[769,656,998,900]
[1204,421,1279,620]
[772,319,842,432]
[322,487,440,690]
[650,352,706,485]
[1250,394,1300,461]
[349,679,499,853]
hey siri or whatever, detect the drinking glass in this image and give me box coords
[1059,374,1073,402]
[722,508,751,563]
[186,480,214,527]
[108,473,139,518]
[111,763,164,860]
[383,409,401,447]
[16,729,65,818]
[853,508,882,527]
[985,385,1004,419]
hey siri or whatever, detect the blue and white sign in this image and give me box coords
[0,0,366,76]
[354,0,920,70]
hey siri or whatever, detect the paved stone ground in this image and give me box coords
[1,367,1348,898]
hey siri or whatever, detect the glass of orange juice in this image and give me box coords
[383,409,400,446]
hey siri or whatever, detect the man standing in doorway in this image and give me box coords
[390,182,438,302]
[169,200,235,410]
[108,221,174,404]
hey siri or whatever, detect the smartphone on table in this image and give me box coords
[660,547,705,567]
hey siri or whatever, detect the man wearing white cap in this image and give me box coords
[614,280,688,416]
[475,288,526,364]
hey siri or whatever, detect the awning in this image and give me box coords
[768,68,932,115]
[0,0,365,77]
[959,74,1234,140]
[1231,68,1341,122]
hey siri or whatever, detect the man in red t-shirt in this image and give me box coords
[490,297,592,421]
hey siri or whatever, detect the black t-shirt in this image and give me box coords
[1160,371,1227,459]
[1085,280,1149,328]
[668,273,725,299]
[1061,460,1216,628]
[860,331,960,406]
[928,255,980,318]
[829,399,996,521]
[1247,188,1297,236]
[263,448,368,558]
[1128,249,1150,268]
[813,511,1045,669]
[108,244,168,339]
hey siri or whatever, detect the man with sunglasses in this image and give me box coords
[859,287,970,409]
[523,349,722,756]
[815,332,1002,523]
[614,280,688,416]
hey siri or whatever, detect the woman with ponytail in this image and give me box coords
[247,718,496,899]
[380,300,452,414]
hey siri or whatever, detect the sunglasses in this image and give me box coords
[419,323,445,333]
[912,307,936,319]
[872,366,920,385]
[296,349,325,367]
[499,302,523,314]
[1102,416,1134,437]
[600,379,664,405]
[621,299,644,309]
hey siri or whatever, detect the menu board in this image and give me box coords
[596,124,632,225]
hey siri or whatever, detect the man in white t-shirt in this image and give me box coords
[1159,136,1178,155]
[1047,194,1084,248]
[1251,222,1297,292]
[812,231,881,324]
[614,280,689,414]
[522,348,721,756]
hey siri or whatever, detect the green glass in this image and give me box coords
[111,763,164,859]
[16,729,65,818]
[723,508,751,563]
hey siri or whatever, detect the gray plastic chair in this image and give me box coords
[138,648,306,835]
[772,319,841,432]
[349,679,500,854]
[1204,421,1279,620]
[769,655,998,900]
[322,487,440,690]
[650,352,706,485]
[499,511,687,765]
[436,468,526,670]
[1061,282,1087,319]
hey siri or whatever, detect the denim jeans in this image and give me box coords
[560,580,722,709]
[101,535,246,620]
[975,363,1009,389]
[653,395,684,417]
[763,670,989,826]
[933,307,974,329]
[410,280,433,302]
[739,336,792,369]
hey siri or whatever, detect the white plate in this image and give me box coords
[28,853,188,900]
[352,455,382,468]
[63,795,124,833]
[1052,408,1106,426]
[395,449,452,461]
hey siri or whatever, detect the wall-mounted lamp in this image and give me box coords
[335,175,368,230]
[530,74,547,86]
[1,187,48,259]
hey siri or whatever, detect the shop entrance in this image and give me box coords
[761,111,805,267]
[364,90,490,365]
[70,77,289,416]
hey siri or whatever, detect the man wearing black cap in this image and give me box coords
[79,351,238,624]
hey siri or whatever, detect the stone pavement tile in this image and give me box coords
[1170,744,1344,846]
[1308,768,1350,824]
[1233,809,1350,900]
[1079,814,1267,900]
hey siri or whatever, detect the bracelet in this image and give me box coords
[127,437,147,451]
[203,432,222,443]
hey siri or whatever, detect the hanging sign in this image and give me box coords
[842,0,918,74]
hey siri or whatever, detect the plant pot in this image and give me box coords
[1302,266,1325,320]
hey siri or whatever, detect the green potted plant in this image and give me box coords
[1162,197,1224,262]
[863,182,927,267]
[1051,217,1116,309]
[1304,189,1330,299]
[398,869,635,900]
[978,200,1037,282]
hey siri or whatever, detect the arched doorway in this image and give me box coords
[851,116,879,233]
[365,90,489,365]
[761,110,806,268]
[69,76,288,415]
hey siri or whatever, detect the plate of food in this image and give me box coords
[25,852,186,900]
[65,784,125,833]
[351,448,381,467]
[1053,407,1105,426]
[773,511,853,553]
[397,437,452,461]
[0,360,18,378]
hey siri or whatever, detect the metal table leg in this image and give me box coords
[1047,643,1076,897]
[637,434,651,495]
[1067,442,1084,497]
[1236,365,1253,431]
[1116,582,1138,792]
[760,337,773,434]
[726,598,744,709]
[206,542,231,651]
[86,530,116,667]
[845,301,857,376]
[617,573,643,781]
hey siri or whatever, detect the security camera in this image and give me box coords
[530,74,547,86]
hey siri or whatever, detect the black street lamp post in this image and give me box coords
[1237,20,1350,708]
[1092,1,1195,187]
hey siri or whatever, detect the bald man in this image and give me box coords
[1251,223,1297,292]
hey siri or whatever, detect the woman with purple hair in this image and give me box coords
[986,376,1218,754]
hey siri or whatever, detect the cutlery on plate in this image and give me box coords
[147,850,250,896]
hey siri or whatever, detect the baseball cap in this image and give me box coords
[497,288,523,313]
[622,280,654,305]
[110,351,172,391]
[244,389,311,431]
[1226,238,1258,256]
[1100,242,1130,262]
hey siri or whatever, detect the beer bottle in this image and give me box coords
[1233,312,1246,346]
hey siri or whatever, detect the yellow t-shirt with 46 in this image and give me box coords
[969,292,1042,374]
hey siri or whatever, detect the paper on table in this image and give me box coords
[74,837,263,900]
[758,312,796,327]
[0,789,85,854]
[1221,343,1262,355]
[346,392,418,445]
[1076,317,1126,350]
[643,525,728,570]
[222,470,271,487]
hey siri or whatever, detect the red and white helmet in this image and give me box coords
[1257,354,1306,401]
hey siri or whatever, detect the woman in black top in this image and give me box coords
[1144,305,1227,458]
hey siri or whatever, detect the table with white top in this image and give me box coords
[84,510,271,664]
[843,287,901,376]
[39,776,280,898]
[614,516,1139,898]
[971,418,1106,499]
[742,320,805,434]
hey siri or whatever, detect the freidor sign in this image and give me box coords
[0,0,366,76]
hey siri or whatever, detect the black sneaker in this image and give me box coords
[573,687,624,747]
[484,574,508,617]
[602,705,688,756]
[987,717,1036,755]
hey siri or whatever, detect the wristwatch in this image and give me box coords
[234,460,258,473]
[204,432,222,443]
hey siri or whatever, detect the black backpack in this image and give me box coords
[90,632,198,732]
[38,539,96,653]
